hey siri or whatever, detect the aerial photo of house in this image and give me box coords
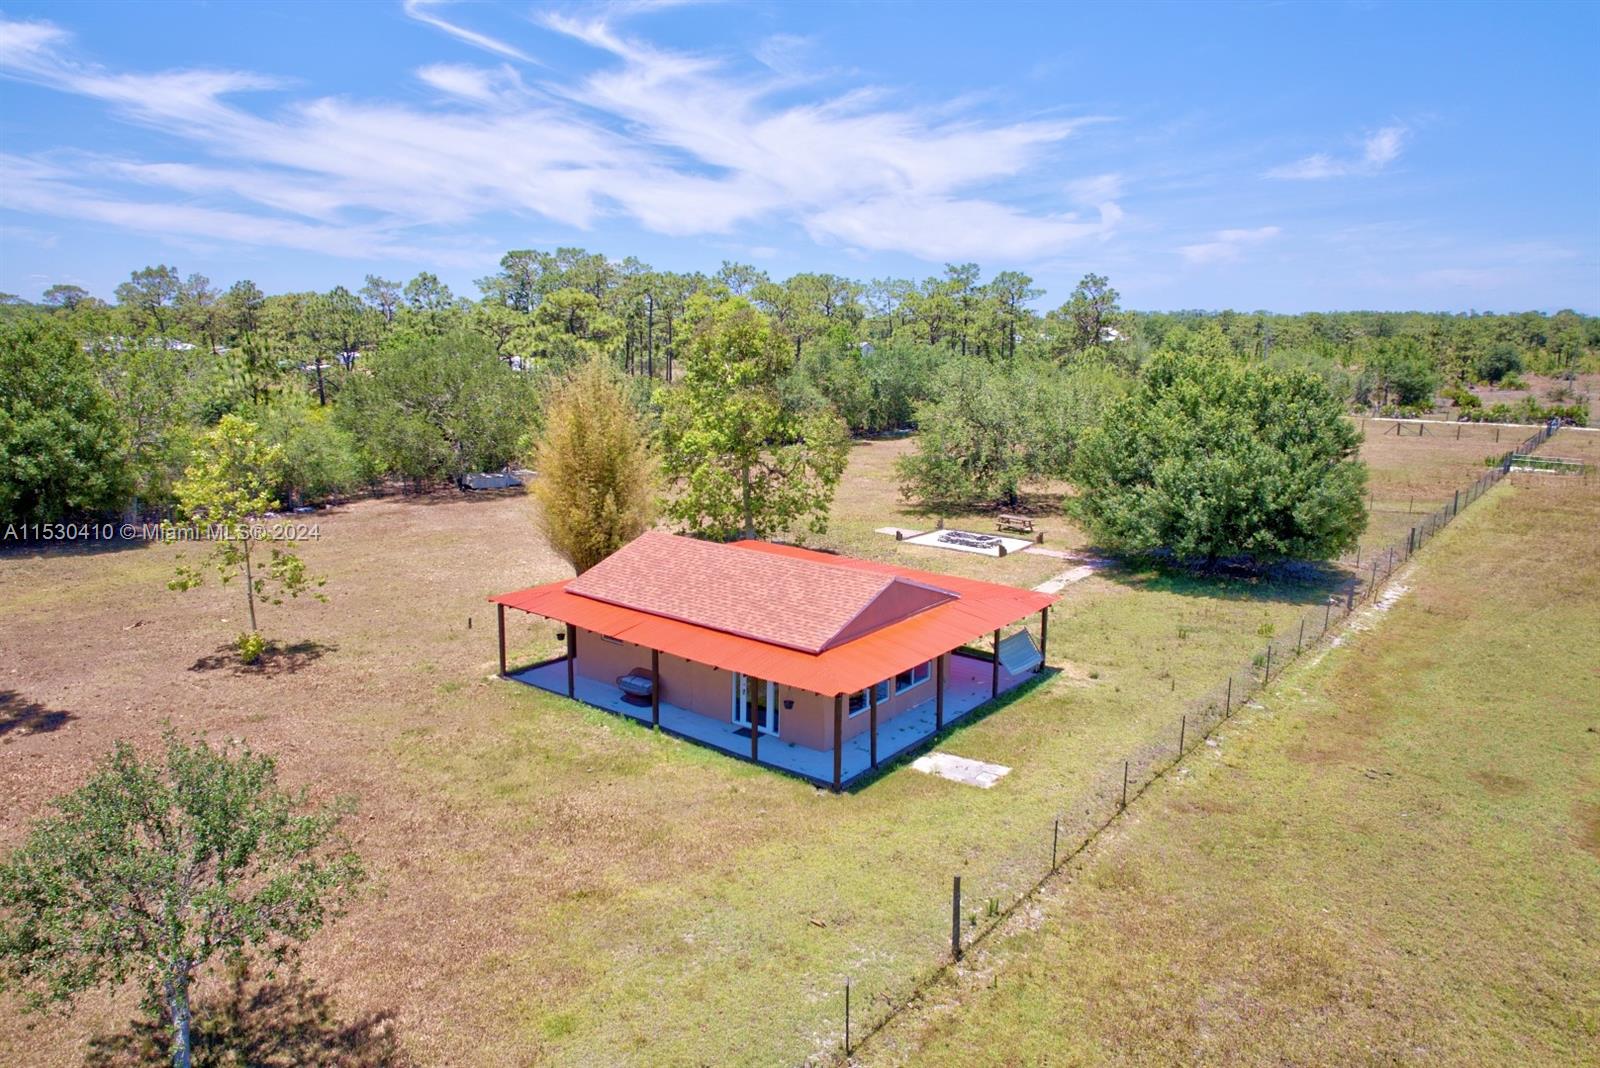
[495,531,1054,788]
[1,2,1596,1067]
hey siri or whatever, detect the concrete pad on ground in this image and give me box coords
[911,751,1012,788]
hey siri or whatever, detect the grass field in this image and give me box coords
[0,426,1574,1065]
[858,467,1600,1065]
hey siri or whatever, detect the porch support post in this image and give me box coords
[935,655,945,731]
[869,684,879,769]
[992,628,1001,698]
[751,688,759,764]
[650,648,660,727]
[565,626,576,698]
[832,695,843,791]
[1037,606,1049,673]
[496,602,506,676]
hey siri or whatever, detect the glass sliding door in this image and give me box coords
[732,673,780,735]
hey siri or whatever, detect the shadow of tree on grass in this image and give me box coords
[188,640,337,678]
[0,690,77,738]
[85,964,408,1068]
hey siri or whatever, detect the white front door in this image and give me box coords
[732,674,780,735]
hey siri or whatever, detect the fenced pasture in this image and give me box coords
[858,434,1600,1067]
[0,425,1567,1066]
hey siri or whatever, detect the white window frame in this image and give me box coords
[894,661,931,695]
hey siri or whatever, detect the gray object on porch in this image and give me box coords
[616,667,656,704]
[997,630,1043,676]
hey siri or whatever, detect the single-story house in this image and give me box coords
[491,532,1057,789]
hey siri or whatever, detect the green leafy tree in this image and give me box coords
[0,730,363,1068]
[1361,337,1440,408]
[657,295,848,541]
[1070,343,1366,566]
[114,265,182,335]
[897,355,1118,510]
[256,397,364,505]
[532,357,657,574]
[335,331,536,487]
[0,316,130,525]
[168,415,326,656]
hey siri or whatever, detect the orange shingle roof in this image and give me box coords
[566,531,956,653]
[492,535,1056,696]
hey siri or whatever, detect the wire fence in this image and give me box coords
[822,418,1563,1063]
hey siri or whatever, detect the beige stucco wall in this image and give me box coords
[571,627,941,752]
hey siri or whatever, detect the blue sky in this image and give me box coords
[1,0,1596,312]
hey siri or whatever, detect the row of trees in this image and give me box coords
[4,253,1595,535]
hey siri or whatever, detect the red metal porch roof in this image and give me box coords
[491,537,1056,696]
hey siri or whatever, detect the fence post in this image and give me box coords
[1453,489,1460,515]
[844,978,851,1055]
[1324,601,1332,632]
[1225,675,1232,715]
[1297,619,1304,655]
[1121,761,1129,808]
[1052,817,1059,869]
[1264,645,1272,681]
[1179,714,1186,755]
[1371,560,1379,593]
[1347,588,1355,612]
[951,876,962,961]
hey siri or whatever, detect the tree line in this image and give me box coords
[2,253,1595,534]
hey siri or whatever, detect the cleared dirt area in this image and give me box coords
[859,471,1600,1066]
[0,428,1550,1066]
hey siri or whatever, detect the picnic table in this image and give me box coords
[997,513,1034,534]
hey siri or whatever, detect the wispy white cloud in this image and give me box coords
[0,9,1119,266]
[1178,225,1281,264]
[1267,124,1409,180]
[402,0,532,62]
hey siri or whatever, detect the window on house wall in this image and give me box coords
[847,680,892,717]
[894,661,931,694]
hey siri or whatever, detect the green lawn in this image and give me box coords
[857,473,1600,1065]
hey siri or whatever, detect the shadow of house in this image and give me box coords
[85,965,408,1068]
[189,640,337,678]
[0,691,76,738]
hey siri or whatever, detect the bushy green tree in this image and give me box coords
[896,355,1119,510]
[1071,344,1366,566]
[335,331,536,486]
[1361,337,1440,408]
[256,397,364,505]
[0,316,130,525]
[532,357,656,574]
[657,295,848,541]
[0,731,363,1068]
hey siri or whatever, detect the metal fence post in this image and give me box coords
[1179,714,1186,754]
[844,978,851,1055]
[1052,817,1060,870]
[1121,761,1129,808]
[951,876,962,961]
[1296,619,1304,655]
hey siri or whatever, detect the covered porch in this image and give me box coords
[506,649,1041,790]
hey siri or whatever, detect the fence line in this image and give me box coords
[827,418,1562,1063]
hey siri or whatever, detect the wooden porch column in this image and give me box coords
[869,684,879,768]
[751,691,759,764]
[992,628,1001,698]
[650,648,660,727]
[832,695,843,791]
[496,602,506,676]
[1037,606,1049,673]
[935,655,945,730]
[565,626,576,698]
